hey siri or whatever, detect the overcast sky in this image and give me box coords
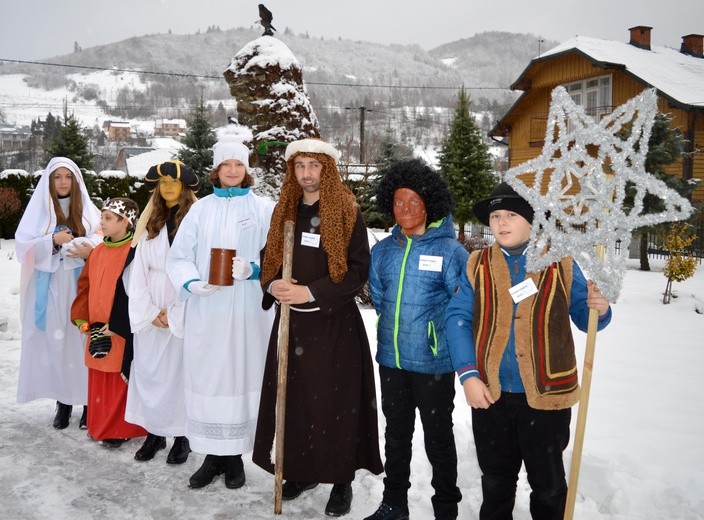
[1,0,702,61]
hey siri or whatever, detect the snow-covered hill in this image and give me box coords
[0,28,556,130]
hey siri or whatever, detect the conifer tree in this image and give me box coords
[624,113,695,270]
[362,130,413,230]
[177,96,216,197]
[42,113,62,144]
[45,112,94,170]
[438,87,495,240]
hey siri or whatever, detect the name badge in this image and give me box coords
[418,255,443,272]
[301,232,320,248]
[509,278,538,304]
[239,216,253,230]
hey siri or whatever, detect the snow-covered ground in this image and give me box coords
[0,238,702,519]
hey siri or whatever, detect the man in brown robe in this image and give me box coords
[255,138,383,517]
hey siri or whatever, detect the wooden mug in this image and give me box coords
[208,248,236,286]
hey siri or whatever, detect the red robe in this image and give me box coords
[71,237,146,441]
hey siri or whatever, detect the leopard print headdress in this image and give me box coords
[261,146,358,285]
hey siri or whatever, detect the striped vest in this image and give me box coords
[467,243,579,410]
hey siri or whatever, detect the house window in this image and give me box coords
[563,75,612,119]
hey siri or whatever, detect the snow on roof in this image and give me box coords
[155,119,187,126]
[540,36,704,107]
[228,36,299,73]
[150,137,185,150]
[126,149,178,179]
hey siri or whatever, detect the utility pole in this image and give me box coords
[345,106,370,164]
[358,106,366,164]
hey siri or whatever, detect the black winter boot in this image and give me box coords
[325,483,353,517]
[166,436,191,465]
[79,406,88,429]
[223,454,246,489]
[134,433,167,461]
[53,402,72,429]
[188,455,223,489]
[282,481,319,500]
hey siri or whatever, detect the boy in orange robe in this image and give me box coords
[71,198,146,447]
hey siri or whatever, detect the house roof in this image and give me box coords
[126,148,178,179]
[513,36,704,109]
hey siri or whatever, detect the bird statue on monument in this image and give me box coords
[258,4,276,36]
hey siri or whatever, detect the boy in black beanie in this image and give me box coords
[446,182,612,520]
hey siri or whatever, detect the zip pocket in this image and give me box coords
[428,321,438,357]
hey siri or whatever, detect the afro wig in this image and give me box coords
[375,158,454,224]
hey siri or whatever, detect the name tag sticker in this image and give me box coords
[301,232,321,248]
[239,216,253,230]
[418,255,443,272]
[509,278,538,304]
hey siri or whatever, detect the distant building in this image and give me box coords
[102,120,131,141]
[154,119,187,140]
[0,126,32,151]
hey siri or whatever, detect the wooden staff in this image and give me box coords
[274,220,295,515]
[564,243,605,520]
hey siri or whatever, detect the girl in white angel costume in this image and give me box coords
[125,160,199,465]
[15,157,101,429]
[166,133,274,490]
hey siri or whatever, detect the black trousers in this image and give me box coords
[472,392,571,520]
[379,365,462,519]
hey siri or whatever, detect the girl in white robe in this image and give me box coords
[15,157,101,429]
[166,137,274,490]
[125,160,199,464]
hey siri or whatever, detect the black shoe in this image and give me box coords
[166,436,191,465]
[281,481,319,501]
[134,433,167,461]
[79,406,88,429]
[53,402,72,429]
[101,438,128,449]
[188,455,223,489]
[223,455,246,489]
[325,483,353,517]
[363,502,410,520]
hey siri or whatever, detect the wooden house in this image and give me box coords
[491,26,704,203]
[102,120,131,141]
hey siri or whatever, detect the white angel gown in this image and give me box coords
[125,226,187,436]
[166,189,274,456]
[15,157,102,406]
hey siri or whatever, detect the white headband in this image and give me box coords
[102,198,138,228]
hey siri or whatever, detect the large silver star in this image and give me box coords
[504,87,692,301]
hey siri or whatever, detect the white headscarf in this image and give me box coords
[15,157,101,264]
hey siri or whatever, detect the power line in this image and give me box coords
[0,58,511,91]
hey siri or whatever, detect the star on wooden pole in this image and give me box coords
[504,86,692,302]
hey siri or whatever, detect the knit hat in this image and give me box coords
[102,198,139,228]
[144,160,199,192]
[212,140,250,171]
[284,138,340,161]
[472,182,534,226]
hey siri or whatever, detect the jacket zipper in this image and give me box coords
[393,236,412,369]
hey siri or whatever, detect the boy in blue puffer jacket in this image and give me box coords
[365,159,468,520]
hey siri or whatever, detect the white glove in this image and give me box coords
[232,256,254,281]
[187,280,219,296]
